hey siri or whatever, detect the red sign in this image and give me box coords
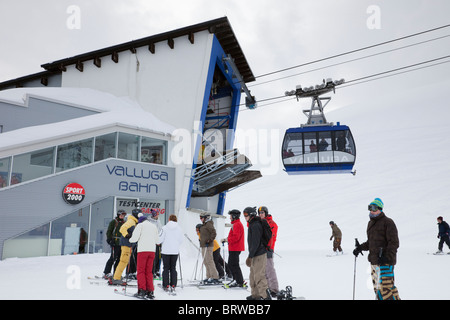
[63,183,86,205]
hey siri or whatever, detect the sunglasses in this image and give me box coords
[368,204,381,212]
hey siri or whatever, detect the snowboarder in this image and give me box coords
[329,221,343,254]
[199,213,220,284]
[244,206,270,300]
[102,210,125,279]
[353,198,400,300]
[258,206,279,297]
[436,216,450,254]
[159,214,183,292]
[110,208,140,286]
[129,213,159,299]
[222,209,245,288]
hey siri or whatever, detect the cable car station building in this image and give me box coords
[0,18,260,260]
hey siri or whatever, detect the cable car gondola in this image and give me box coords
[282,79,356,175]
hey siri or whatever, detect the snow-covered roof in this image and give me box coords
[0,87,176,153]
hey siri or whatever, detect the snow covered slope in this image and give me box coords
[1,80,449,300]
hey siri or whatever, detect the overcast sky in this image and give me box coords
[1,0,449,152]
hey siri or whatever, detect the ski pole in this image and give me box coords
[178,253,184,288]
[353,238,363,300]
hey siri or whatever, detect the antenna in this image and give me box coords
[285,78,344,127]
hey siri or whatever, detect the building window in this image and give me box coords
[141,137,167,165]
[95,133,117,162]
[0,157,11,189]
[49,206,90,255]
[2,223,50,259]
[11,147,55,185]
[56,138,93,173]
[118,133,139,161]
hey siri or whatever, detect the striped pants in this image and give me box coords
[371,265,400,300]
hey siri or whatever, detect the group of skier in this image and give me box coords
[196,205,279,300]
[102,204,280,300]
[102,208,183,299]
[101,196,450,301]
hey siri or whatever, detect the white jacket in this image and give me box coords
[129,220,159,253]
[159,221,184,255]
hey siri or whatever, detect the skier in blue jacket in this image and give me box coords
[436,216,450,254]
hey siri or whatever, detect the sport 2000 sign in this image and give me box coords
[62,183,86,205]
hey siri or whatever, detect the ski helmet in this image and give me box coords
[258,206,269,216]
[131,208,141,218]
[116,209,126,217]
[228,209,241,220]
[243,206,257,217]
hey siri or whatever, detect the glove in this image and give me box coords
[106,238,113,245]
[246,257,252,267]
[330,236,333,241]
[221,238,228,244]
[353,245,363,257]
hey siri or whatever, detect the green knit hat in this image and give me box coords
[369,198,384,210]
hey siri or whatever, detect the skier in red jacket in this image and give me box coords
[222,209,246,288]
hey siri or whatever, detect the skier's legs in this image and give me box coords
[370,264,400,300]
[265,255,279,294]
[113,246,131,280]
[228,251,244,285]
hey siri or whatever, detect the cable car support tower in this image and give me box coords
[285,78,345,127]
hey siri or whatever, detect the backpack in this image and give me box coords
[260,218,273,249]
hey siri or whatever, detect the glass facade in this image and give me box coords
[2,196,168,259]
[3,223,50,259]
[0,131,168,189]
[95,133,117,162]
[56,138,93,173]
[0,157,11,188]
[118,133,139,161]
[11,147,55,185]
[0,131,170,260]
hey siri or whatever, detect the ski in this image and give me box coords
[90,279,138,287]
[157,283,177,296]
[427,252,450,255]
[114,287,156,300]
[223,281,249,290]
[185,279,224,288]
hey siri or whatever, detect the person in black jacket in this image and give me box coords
[243,207,269,300]
[102,210,125,279]
[436,216,450,254]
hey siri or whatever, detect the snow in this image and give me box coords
[1,80,450,301]
[0,87,175,151]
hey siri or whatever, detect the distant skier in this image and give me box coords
[353,198,400,300]
[329,221,343,255]
[436,216,450,254]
